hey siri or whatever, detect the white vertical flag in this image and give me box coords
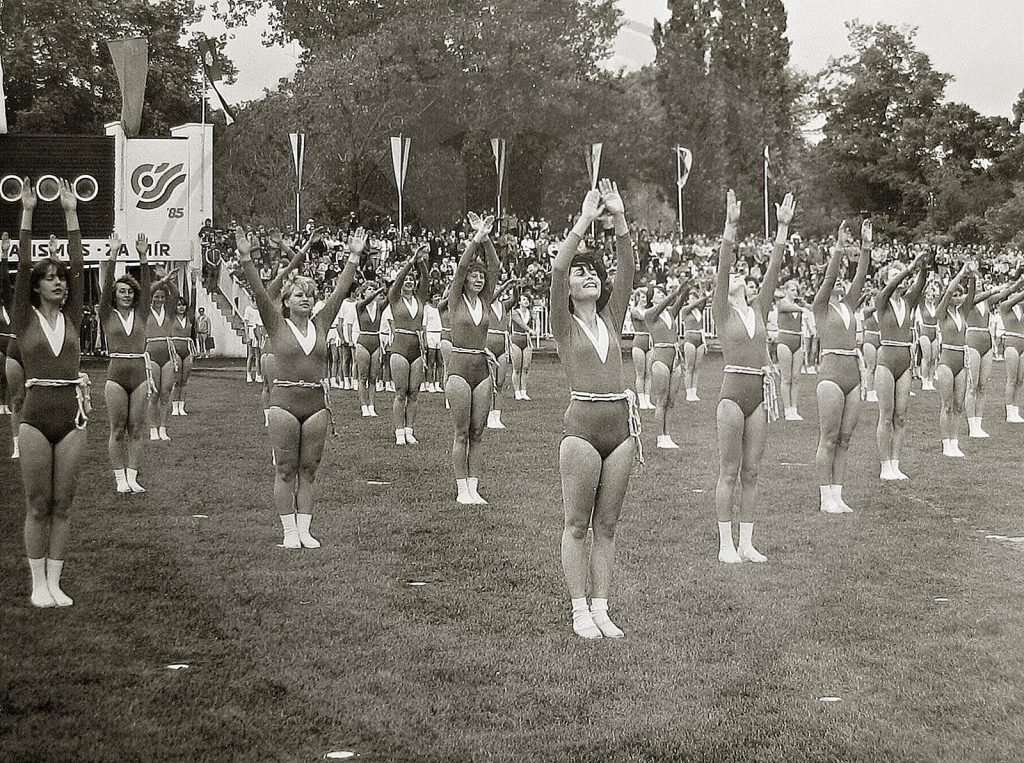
[585,143,603,189]
[490,137,506,228]
[390,135,411,231]
[676,146,693,189]
[0,54,8,134]
[290,132,306,189]
[762,145,771,239]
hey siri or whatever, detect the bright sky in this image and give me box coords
[202,0,1024,118]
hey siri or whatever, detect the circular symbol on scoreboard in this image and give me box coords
[0,175,24,203]
[35,175,61,203]
[131,162,186,210]
[73,174,99,203]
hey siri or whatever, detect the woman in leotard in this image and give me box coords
[775,280,806,421]
[13,179,89,607]
[681,290,710,402]
[235,225,365,549]
[447,212,500,505]
[645,281,689,449]
[354,282,387,417]
[998,272,1024,423]
[145,269,179,442]
[628,288,654,410]
[387,245,429,445]
[2,234,26,459]
[169,274,197,417]
[100,232,163,493]
[551,179,636,639]
[812,220,871,514]
[964,280,1001,439]
[934,262,973,458]
[509,293,535,401]
[874,251,929,481]
[712,189,794,564]
[485,281,515,430]
[915,281,941,391]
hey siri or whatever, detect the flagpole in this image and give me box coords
[763,150,769,240]
[201,67,207,125]
[676,147,683,234]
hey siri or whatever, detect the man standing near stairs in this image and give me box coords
[196,307,211,359]
[243,301,263,382]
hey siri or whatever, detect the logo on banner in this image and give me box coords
[131,162,186,210]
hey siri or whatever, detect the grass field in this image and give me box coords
[2,353,1023,762]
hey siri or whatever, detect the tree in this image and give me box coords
[654,0,800,235]
[1,0,232,135]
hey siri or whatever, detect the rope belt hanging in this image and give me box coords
[822,347,865,374]
[0,331,15,339]
[451,345,499,389]
[146,336,181,372]
[272,379,337,436]
[723,364,779,422]
[569,389,644,468]
[25,374,91,429]
[109,351,157,396]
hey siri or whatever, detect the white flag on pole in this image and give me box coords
[585,143,603,189]
[676,147,693,188]
[0,52,9,134]
[289,132,306,189]
[490,138,506,196]
[390,135,411,192]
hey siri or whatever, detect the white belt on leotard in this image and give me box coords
[109,351,157,396]
[25,374,91,430]
[146,336,181,372]
[821,348,859,357]
[940,343,970,370]
[778,328,802,335]
[393,328,419,336]
[569,389,644,468]
[452,346,499,387]
[723,365,779,423]
[880,339,912,348]
[272,378,337,436]
[1004,330,1024,339]
[966,326,991,334]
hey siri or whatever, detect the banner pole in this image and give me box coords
[763,157,769,240]
[676,147,683,234]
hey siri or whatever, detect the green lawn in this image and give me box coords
[2,355,1023,762]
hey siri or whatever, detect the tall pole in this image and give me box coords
[295,191,300,232]
[676,146,683,234]
[201,68,207,125]
[763,155,769,240]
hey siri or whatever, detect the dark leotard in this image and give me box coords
[719,305,771,418]
[816,300,860,396]
[449,294,491,389]
[682,307,704,349]
[357,300,384,355]
[20,311,83,444]
[649,311,678,369]
[877,296,913,379]
[1001,304,1024,353]
[966,302,993,355]
[776,304,803,352]
[389,295,423,363]
[938,308,968,377]
[104,309,149,393]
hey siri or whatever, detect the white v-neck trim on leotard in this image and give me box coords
[463,295,484,326]
[0,306,9,324]
[285,318,317,356]
[366,302,378,322]
[114,309,134,337]
[659,311,673,329]
[733,305,756,339]
[34,308,66,357]
[1014,305,1022,322]
[402,296,419,320]
[176,317,188,329]
[950,308,964,332]
[151,306,166,325]
[572,314,610,363]
[831,301,851,330]
[892,297,907,327]
[491,301,504,321]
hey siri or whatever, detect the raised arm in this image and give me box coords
[963,269,977,312]
[57,179,85,330]
[875,254,924,313]
[550,188,605,341]
[0,233,11,308]
[357,285,387,310]
[136,233,152,311]
[12,179,36,332]
[99,232,121,322]
[479,230,502,305]
[846,219,873,307]
[267,229,313,299]
[388,253,417,304]
[905,252,930,309]
[600,179,634,328]
[447,219,486,312]
[711,190,741,323]
[644,281,687,323]
[235,227,279,332]
[938,263,969,316]
[318,228,367,328]
[681,294,709,316]
[812,222,851,310]
[757,192,795,317]
[988,274,1024,308]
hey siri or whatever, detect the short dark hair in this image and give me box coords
[29,257,69,308]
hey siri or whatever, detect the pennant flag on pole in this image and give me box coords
[106,37,149,137]
[207,84,236,126]
[290,133,306,189]
[585,143,603,189]
[763,145,774,181]
[0,53,8,134]
[390,135,410,192]
[197,37,224,82]
[676,147,693,189]
[490,138,506,198]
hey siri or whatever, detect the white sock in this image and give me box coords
[589,598,624,638]
[126,468,145,493]
[361,404,370,417]
[819,484,838,512]
[150,427,159,440]
[263,409,270,427]
[46,558,73,607]
[738,522,767,562]
[717,521,738,558]
[467,477,487,504]
[158,426,170,441]
[114,469,130,493]
[280,514,300,549]
[395,428,406,445]
[404,426,417,444]
[456,478,472,504]
[12,434,19,458]
[571,597,601,639]
[29,557,55,607]
[296,513,320,549]
[831,484,852,512]
[368,405,377,416]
